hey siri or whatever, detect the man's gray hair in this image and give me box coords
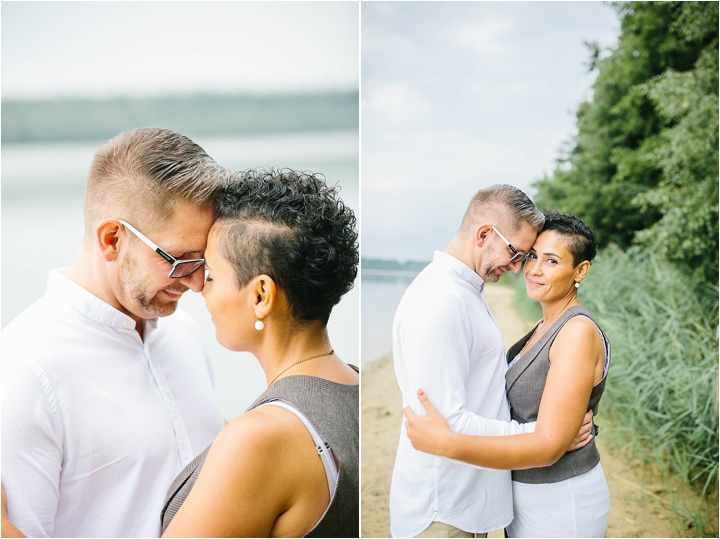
[460,184,545,233]
[84,127,230,233]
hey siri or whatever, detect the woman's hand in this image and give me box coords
[403,389,455,457]
[567,410,594,451]
[2,485,26,538]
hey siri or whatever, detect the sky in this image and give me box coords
[1,1,359,99]
[361,1,620,261]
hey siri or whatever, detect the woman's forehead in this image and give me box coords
[535,230,572,254]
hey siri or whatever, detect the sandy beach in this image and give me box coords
[361,284,683,538]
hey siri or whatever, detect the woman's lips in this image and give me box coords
[526,278,544,286]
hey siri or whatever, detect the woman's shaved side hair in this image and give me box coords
[83,127,230,234]
[459,184,545,234]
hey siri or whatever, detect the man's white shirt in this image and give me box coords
[1,268,225,537]
[390,251,535,537]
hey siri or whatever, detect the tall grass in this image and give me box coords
[506,245,719,532]
[583,246,717,494]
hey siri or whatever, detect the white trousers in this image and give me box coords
[506,463,610,538]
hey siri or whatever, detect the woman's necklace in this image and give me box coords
[268,349,334,386]
[519,307,569,356]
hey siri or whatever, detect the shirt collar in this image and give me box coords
[47,268,148,331]
[433,251,485,293]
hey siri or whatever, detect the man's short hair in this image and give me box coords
[460,184,545,234]
[84,127,230,234]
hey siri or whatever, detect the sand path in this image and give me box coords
[361,284,680,538]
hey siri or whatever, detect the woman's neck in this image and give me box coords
[539,294,581,328]
[256,321,333,386]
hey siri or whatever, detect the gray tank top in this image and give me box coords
[505,306,610,484]
[160,373,359,537]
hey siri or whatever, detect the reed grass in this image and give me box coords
[505,245,719,535]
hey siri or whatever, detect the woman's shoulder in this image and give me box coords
[552,313,604,359]
[162,403,321,536]
[222,405,307,446]
[200,407,316,496]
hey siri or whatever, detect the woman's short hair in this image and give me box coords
[541,211,597,266]
[84,127,230,233]
[215,169,359,326]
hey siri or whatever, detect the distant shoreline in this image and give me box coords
[361,268,420,278]
[2,91,359,144]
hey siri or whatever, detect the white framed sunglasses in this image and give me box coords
[119,220,205,278]
[491,225,530,264]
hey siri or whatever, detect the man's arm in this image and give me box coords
[2,358,63,537]
[396,290,533,437]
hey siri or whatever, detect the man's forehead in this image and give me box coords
[155,223,212,253]
[512,225,538,251]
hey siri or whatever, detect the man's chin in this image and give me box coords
[141,296,181,319]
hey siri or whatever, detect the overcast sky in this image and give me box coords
[1,2,359,99]
[362,2,619,261]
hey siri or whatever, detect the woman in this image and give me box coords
[160,169,359,537]
[403,212,610,538]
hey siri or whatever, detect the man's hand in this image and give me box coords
[2,485,26,538]
[567,410,594,451]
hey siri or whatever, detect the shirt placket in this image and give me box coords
[143,336,194,467]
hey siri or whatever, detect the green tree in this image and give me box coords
[633,4,719,282]
[534,1,718,282]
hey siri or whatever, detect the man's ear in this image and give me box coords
[474,224,493,248]
[96,219,123,262]
[252,274,277,320]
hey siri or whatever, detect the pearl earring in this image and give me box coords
[574,282,580,289]
[254,319,265,331]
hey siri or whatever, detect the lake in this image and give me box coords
[361,269,424,368]
[1,130,359,419]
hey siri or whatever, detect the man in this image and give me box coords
[2,128,230,537]
[390,185,546,537]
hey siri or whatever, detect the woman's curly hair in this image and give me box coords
[215,168,358,326]
[541,211,597,266]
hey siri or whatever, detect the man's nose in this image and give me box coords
[179,267,205,293]
[509,259,524,273]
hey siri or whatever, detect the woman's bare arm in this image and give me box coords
[404,317,604,469]
[162,406,329,538]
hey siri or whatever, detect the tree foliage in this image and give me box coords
[534,2,718,283]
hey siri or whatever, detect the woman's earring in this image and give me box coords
[254,318,265,331]
[574,282,580,289]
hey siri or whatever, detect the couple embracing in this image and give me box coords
[2,128,359,538]
[391,185,611,538]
